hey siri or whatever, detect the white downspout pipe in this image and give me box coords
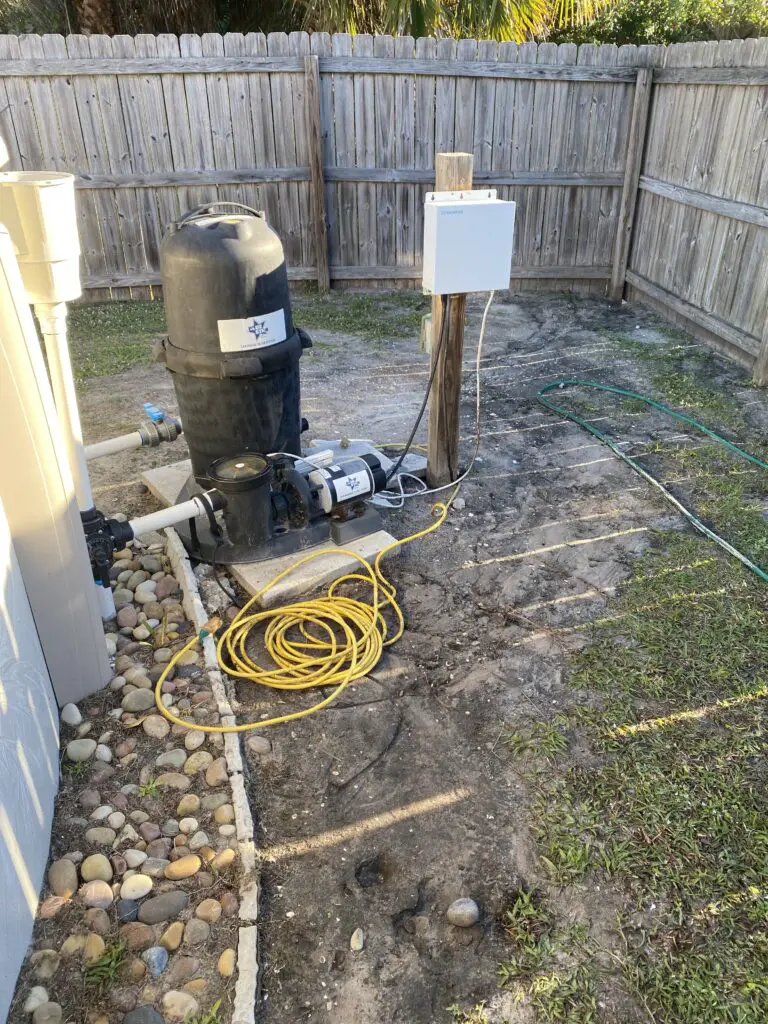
[34,301,93,511]
[33,301,115,618]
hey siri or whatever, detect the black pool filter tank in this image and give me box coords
[158,204,311,486]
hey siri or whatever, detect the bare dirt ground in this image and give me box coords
[77,291,768,1024]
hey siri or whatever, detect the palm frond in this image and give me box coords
[552,0,614,25]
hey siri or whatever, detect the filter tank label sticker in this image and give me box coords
[217,308,287,352]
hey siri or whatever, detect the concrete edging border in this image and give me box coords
[164,527,258,1024]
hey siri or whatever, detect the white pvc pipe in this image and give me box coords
[85,431,143,462]
[98,582,117,619]
[129,494,218,539]
[34,300,93,511]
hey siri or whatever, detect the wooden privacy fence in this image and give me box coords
[0,33,766,377]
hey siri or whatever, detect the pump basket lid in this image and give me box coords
[208,453,272,492]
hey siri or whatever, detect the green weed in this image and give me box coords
[499,890,556,980]
[184,1000,222,1024]
[138,777,159,797]
[447,1002,493,1024]
[84,943,125,987]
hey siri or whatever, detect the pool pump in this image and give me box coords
[152,203,387,563]
[199,448,388,564]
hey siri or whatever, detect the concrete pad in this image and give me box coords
[144,459,397,606]
[142,458,191,506]
[230,528,396,607]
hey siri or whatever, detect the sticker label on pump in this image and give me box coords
[335,470,370,499]
[217,308,287,353]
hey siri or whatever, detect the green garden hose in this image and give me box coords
[537,380,768,584]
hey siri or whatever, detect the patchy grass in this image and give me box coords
[499,888,557,977]
[607,330,744,428]
[505,721,569,760]
[497,890,598,1023]
[510,433,768,1022]
[291,289,429,339]
[650,368,738,423]
[609,330,709,369]
[68,300,166,382]
[65,290,429,383]
[528,967,598,1024]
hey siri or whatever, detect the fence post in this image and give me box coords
[427,152,473,488]
[753,316,768,386]
[304,54,330,292]
[610,67,653,302]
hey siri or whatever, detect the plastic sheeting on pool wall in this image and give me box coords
[0,496,59,1020]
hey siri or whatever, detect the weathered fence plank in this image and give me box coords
[83,263,612,290]
[221,32,261,216]
[245,32,280,229]
[0,55,640,79]
[639,176,768,229]
[0,32,765,375]
[414,35,437,268]
[304,54,330,291]
[610,68,652,300]
[267,33,302,267]
[289,33,314,270]
[352,35,377,271]
[374,35,397,270]
[41,33,111,298]
[394,35,417,268]
[329,33,354,268]
[87,33,149,296]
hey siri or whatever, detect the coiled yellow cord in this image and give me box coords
[153,497,452,733]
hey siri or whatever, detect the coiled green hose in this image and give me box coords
[537,380,768,583]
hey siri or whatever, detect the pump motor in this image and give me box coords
[192,450,388,564]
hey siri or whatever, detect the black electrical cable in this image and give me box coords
[212,541,241,608]
[385,294,450,484]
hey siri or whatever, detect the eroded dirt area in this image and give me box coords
[77,291,768,1024]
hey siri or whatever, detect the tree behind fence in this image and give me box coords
[0,32,766,377]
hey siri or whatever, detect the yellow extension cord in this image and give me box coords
[153,496,453,733]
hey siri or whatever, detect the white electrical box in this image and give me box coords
[422,189,515,295]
